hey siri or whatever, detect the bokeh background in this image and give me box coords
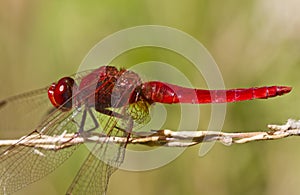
[0,1,300,195]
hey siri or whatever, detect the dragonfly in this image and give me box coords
[0,65,292,194]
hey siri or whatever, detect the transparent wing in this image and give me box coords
[66,107,130,194]
[0,87,52,139]
[0,106,81,194]
[0,71,95,194]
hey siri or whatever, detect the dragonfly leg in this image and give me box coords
[78,107,99,133]
[97,107,129,119]
[78,107,126,133]
[77,102,140,139]
[124,118,133,147]
[78,107,87,133]
[112,125,131,135]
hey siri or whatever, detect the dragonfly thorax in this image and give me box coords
[47,66,146,112]
[93,66,143,110]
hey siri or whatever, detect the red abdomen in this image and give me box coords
[140,81,292,104]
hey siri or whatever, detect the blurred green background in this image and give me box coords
[0,1,300,195]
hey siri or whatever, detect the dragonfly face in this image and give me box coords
[48,77,75,111]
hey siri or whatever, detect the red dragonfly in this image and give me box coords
[0,66,292,194]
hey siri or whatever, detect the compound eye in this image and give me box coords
[48,77,75,110]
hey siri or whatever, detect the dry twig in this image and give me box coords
[0,119,299,151]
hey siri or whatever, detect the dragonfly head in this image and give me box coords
[48,77,76,111]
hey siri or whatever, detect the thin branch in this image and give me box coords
[0,119,299,151]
